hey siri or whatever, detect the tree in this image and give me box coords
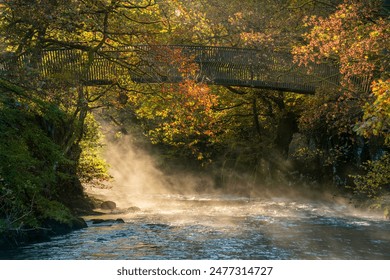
[355,79,390,145]
[0,0,176,246]
[293,0,389,143]
[119,0,346,185]
[123,46,223,161]
[293,0,389,91]
[292,0,389,193]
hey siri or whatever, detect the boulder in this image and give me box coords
[288,133,308,159]
[100,201,116,210]
[111,206,141,214]
[91,218,125,225]
[126,206,141,213]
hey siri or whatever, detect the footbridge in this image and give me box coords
[0,45,366,94]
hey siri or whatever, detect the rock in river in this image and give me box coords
[90,218,125,225]
[100,201,117,210]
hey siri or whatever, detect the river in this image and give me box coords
[2,193,390,259]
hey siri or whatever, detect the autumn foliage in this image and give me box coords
[293,0,389,91]
[129,47,222,160]
[291,0,389,199]
[355,79,390,144]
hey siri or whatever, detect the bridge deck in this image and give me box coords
[0,45,360,94]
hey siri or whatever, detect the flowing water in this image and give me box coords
[3,134,389,260]
[3,193,390,260]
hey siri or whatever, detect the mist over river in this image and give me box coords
[2,193,390,260]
